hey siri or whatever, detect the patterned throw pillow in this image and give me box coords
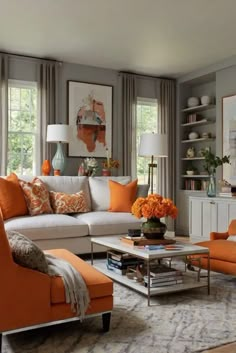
[7,230,48,273]
[49,190,89,214]
[19,177,53,216]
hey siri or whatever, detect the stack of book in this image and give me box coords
[106,250,141,275]
[144,264,183,288]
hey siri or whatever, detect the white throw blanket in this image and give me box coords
[45,254,90,318]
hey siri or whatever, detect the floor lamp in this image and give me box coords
[139,133,168,194]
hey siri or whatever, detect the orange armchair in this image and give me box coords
[0,217,113,351]
[193,219,236,275]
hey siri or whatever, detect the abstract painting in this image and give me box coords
[68,80,112,157]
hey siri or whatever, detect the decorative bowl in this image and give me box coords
[201,96,211,105]
[186,170,195,175]
[187,97,200,108]
[188,132,199,140]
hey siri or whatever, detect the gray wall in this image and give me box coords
[7,56,160,176]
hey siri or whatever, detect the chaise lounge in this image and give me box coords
[0,216,113,351]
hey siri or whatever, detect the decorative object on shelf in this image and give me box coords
[187,97,200,108]
[67,80,112,158]
[186,162,198,176]
[186,147,195,158]
[188,131,199,140]
[131,194,178,240]
[218,179,231,193]
[201,132,209,138]
[46,124,70,175]
[102,148,120,176]
[198,147,210,157]
[222,94,236,183]
[202,150,230,197]
[139,133,168,193]
[78,162,85,176]
[200,96,211,105]
[83,158,98,176]
[41,160,51,176]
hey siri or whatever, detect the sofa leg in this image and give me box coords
[102,312,111,332]
[0,333,2,352]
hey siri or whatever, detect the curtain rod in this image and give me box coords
[119,71,176,81]
[0,50,62,64]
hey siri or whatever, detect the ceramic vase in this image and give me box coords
[141,218,167,240]
[102,169,111,176]
[42,160,51,176]
[207,173,216,197]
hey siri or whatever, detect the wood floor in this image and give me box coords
[176,236,236,353]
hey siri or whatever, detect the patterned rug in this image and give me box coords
[2,272,236,353]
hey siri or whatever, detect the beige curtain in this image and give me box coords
[0,54,8,175]
[38,61,59,173]
[158,79,176,229]
[120,73,137,176]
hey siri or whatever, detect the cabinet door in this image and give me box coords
[228,202,236,225]
[189,198,202,238]
[202,201,217,238]
[217,201,229,232]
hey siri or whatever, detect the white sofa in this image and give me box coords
[4,176,148,254]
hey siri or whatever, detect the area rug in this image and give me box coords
[2,272,236,353]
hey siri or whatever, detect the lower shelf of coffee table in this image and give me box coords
[93,261,208,297]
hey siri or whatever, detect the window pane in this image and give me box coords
[136,99,158,190]
[7,81,38,175]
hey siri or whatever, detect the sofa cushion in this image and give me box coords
[88,176,131,211]
[109,179,138,212]
[0,173,28,220]
[73,211,143,236]
[4,214,88,240]
[195,240,236,263]
[49,191,89,214]
[7,230,48,273]
[46,249,113,303]
[20,176,92,211]
[19,177,53,216]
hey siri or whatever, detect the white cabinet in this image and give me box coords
[189,196,236,243]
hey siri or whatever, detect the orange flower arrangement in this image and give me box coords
[131,194,178,220]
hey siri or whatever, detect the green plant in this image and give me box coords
[202,150,230,174]
[186,162,198,173]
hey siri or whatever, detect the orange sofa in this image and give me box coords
[0,217,113,351]
[191,220,236,275]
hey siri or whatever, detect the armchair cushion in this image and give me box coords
[7,230,48,273]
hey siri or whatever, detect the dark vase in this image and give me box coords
[141,218,167,240]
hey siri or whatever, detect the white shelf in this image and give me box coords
[181,137,214,143]
[182,104,215,113]
[182,157,205,160]
[181,119,214,127]
[93,261,207,297]
[182,175,209,178]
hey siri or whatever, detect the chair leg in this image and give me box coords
[102,312,111,332]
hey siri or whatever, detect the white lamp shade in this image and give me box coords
[46,124,70,143]
[139,133,168,157]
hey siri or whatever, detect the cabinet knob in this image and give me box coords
[210,201,215,204]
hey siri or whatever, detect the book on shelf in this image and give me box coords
[149,265,182,278]
[144,274,183,284]
[107,257,139,269]
[144,278,183,288]
[106,263,126,275]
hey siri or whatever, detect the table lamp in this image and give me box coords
[139,132,168,193]
[46,124,70,175]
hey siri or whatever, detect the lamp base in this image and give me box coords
[52,142,66,175]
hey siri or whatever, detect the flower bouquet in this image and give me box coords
[131,194,178,239]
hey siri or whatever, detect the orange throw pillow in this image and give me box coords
[109,179,138,212]
[49,191,89,214]
[0,173,28,220]
[19,177,53,216]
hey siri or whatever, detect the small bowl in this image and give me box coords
[186,170,195,175]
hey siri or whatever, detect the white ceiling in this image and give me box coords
[1,0,236,78]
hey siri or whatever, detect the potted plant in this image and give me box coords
[202,150,230,197]
[186,162,198,176]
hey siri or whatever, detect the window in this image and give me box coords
[7,80,38,175]
[136,97,158,190]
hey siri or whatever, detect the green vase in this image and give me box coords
[141,218,167,240]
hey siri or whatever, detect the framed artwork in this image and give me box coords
[67,80,113,158]
[222,94,236,183]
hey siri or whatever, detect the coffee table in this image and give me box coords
[91,236,210,305]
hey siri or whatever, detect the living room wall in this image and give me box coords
[7,55,160,176]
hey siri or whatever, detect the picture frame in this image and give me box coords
[67,80,113,158]
[222,94,236,183]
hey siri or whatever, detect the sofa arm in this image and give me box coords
[210,231,229,240]
[0,263,51,332]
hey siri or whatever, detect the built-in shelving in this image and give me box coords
[182,104,215,113]
[182,157,205,160]
[181,119,214,127]
[182,175,210,178]
[181,137,215,143]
